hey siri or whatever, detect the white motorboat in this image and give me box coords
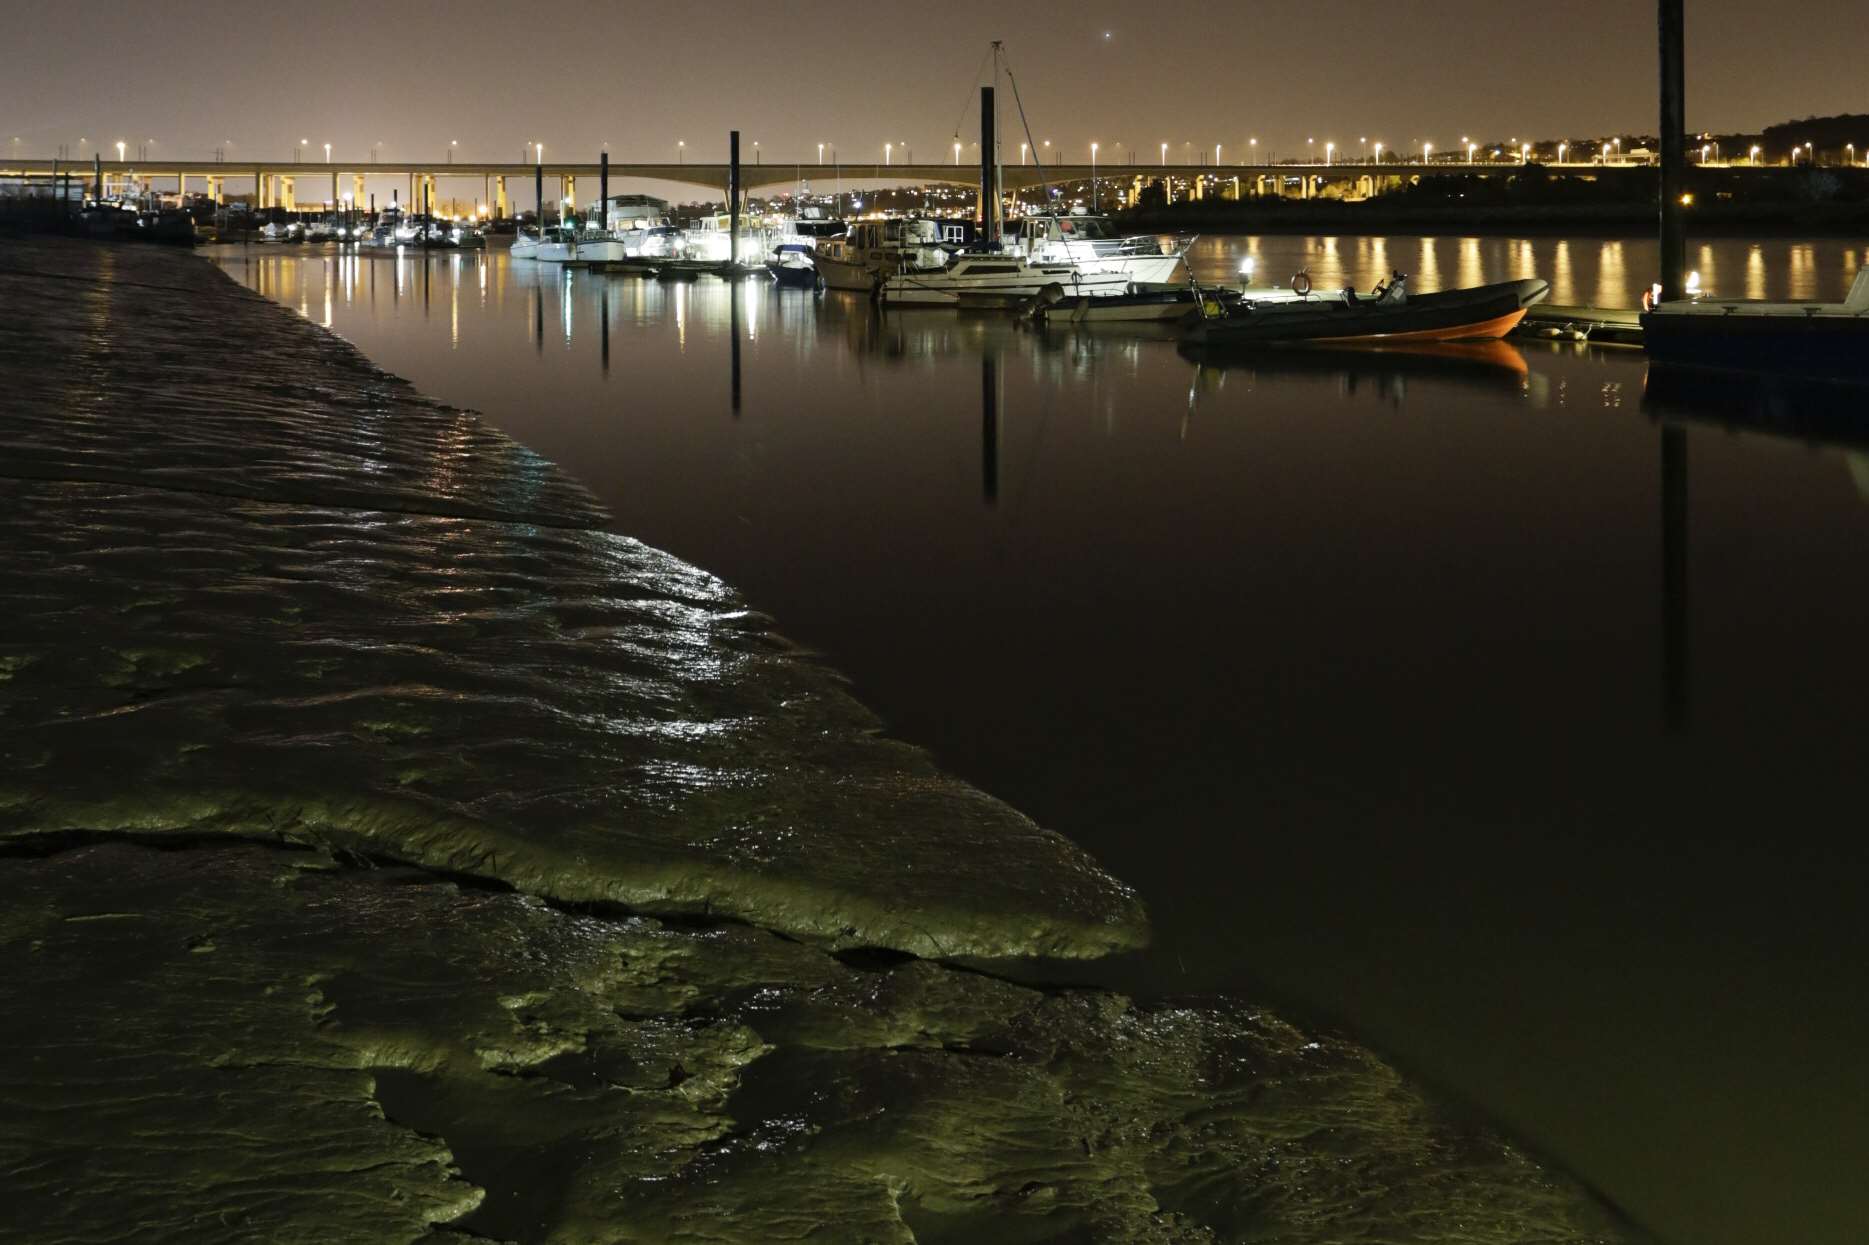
[509,226,542,260]
[879,253,1130,306]
[624,223,682,260]
[256,221,301,244]
[678,213,775,265]
[813,218,963,291]
[532,225,583,263]
[1003,213,1189,285]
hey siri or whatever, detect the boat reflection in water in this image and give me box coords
[1177,336,1533,406]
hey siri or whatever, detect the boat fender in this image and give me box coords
[1291,271,1312,297]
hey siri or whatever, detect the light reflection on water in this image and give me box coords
[1183,233,1862,306]
[216,241,1869,1245]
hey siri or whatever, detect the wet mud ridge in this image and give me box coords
[0,238,1640,1243]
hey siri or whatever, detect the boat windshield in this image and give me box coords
[1057,216,1117,239]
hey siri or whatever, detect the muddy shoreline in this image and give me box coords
[0,237,1643,1243]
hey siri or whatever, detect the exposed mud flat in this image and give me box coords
[0,239,1640,1242]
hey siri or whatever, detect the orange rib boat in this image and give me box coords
[1183,277,1550,349]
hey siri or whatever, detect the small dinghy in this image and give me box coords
[1183,274,1549,348]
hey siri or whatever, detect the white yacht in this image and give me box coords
[509,226,542,260]
[879,253,1130,306]
[1003,213,1189,285]
[624,223,682,260]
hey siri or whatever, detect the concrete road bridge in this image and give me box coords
[5,156,1696,213]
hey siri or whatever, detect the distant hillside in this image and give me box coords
[1760,114,1869,159]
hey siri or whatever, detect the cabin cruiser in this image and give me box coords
[624,223,682,260]
[678,213,776,266]
[812,218,970,291]
[1002,213,1189,284]
[256,220,302,243]
[879,253,1130,306]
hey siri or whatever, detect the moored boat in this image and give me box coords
[1003,212,1190,285]
[879,253,1129,306]
[1183,275,1549,348]
[813,218,970,291]
[1033,286,1236,323]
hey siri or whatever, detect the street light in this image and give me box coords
[447,140,455,164]
[1521,143,1531,163]
[115,139,125,162]
[1422,141,1432,164]
[1161,141,1167,166]
[753,140,760,164]
[954,140,961,165]
[299,138,308,162]
[884,141,891,165]
[1558,141,1568,163]
[677,140,684,163]
[1466,141,1476,163]
[817,142,824,165]
[325,142,332,163]
[1750,144,1761,165]
[1324,141,1334,164]
[1373,141,1383,163]
[1216,142,1223,165]
[1090,141,1099,207]
[1020,142,1028,164]
[1307,137,1315,162]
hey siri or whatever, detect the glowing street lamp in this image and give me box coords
[1090,140,1099,206]
[1373,141,1383,163]
[1306,137,1315,162]
[1161,141,1167,166]
[677,140,684,163]
[299,137,308,162]
[817,142,824,165]
[1849,143,1857,166]
[1750,144,1762,165]
[114,139,125,162]
[1466,141,1477,163]
[1422,140,1432,164]
[1558,141,1568,163]
[954,140,961,165]
[324,142,332,163]
[884,142,892,165]
[1249,137,1257,160]
[1324,141,1334,164]
[1521,143,1531,163]
[1215,142,1223,165]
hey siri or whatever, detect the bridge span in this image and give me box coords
[5,156,1672,212]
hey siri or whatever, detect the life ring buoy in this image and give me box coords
[1291,271,1312,297]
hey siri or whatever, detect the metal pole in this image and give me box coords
[93,153,101,201]
[1661,427,1688,729]
[599,151,608,230]
[1658,0,1687,300]
[729,130,741,269]
[535,158,543,226]
[979,86,997,242]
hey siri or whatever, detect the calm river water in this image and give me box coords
[215,235,1869,1245]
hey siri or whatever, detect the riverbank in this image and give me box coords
[0,236,1641,1242]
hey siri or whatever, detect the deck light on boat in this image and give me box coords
[1239,257,1255,280]
[1686,271,1701,295]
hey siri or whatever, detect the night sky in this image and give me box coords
[3,0,1861,168]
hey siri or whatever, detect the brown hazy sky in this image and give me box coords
[4,0,1862,166]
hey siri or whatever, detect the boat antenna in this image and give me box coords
[996,44,1051,207]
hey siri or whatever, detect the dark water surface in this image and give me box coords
[214,237,1869,1245]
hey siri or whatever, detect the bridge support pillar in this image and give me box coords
[282,177,296,211]
[564,175,576,212]
[1193,175,1204,202]
[496,176,508,217]
[353,174,365,208]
